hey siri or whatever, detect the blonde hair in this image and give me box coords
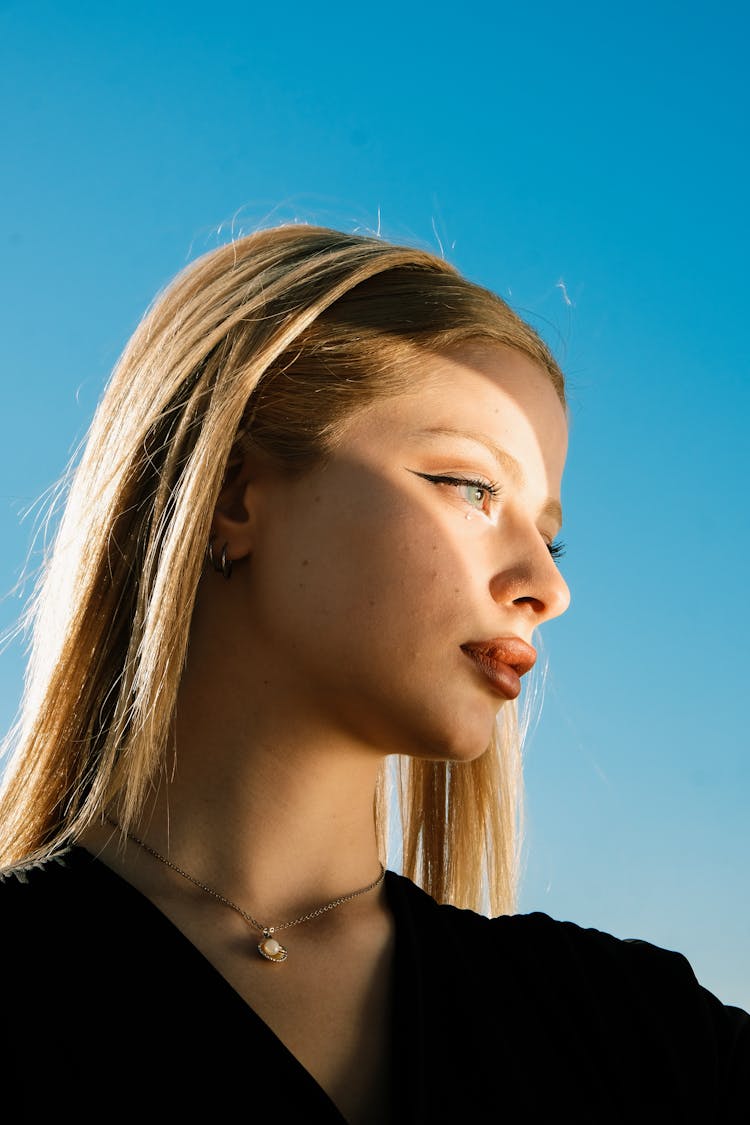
[0,225,565,915]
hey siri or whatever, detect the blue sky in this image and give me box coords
[1,1,748,1006]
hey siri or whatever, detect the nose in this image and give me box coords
[489,520,571,626]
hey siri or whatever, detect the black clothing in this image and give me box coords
[1,847,748,1122]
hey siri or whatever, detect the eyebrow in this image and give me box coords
[411,426,564,530]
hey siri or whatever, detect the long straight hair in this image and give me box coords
[0,225,565,915]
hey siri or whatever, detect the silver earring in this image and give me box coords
[207,539,232,580]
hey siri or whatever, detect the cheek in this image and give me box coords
[320,507,473,659]
[250,489,501,759]
[252,470,485,668]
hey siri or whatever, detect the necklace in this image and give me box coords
[103,815,386,964]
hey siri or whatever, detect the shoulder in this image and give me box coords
[387,870,750,1074]
[0,845,97,898]
[0,847,120,959]
[387,867,720,992]
[0,847,82,912]
[391,867,741,1006]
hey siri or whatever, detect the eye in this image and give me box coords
[454,479,500,511]
[547,539,566,560]
[412,472,502,515]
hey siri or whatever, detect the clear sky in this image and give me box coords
[1,1,748,1007]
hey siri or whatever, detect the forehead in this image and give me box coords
[340,342,568,473]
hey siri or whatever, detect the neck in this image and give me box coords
[103,716,386,927]
[88,577,389,924]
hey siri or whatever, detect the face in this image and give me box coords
[236,342,570,763]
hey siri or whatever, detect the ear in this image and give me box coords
[209,452,263,564]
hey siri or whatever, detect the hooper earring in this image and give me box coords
[207,539,233,580]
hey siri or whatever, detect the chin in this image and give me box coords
[404,742,493,767]
[406,710,501,765]
[356,685,506,763]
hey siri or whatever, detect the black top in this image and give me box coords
[1,847,748,1122]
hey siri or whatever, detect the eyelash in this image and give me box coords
[420,473,502,508]
[417,472,566,561]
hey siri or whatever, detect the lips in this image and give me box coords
[460,636,537,700]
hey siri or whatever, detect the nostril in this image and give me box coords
[511,595,546,614]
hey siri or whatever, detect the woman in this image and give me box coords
[0,226,746,1123]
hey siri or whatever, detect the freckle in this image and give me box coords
[314,495,321,503]
[302,559,309,566]
[368,599,375,607]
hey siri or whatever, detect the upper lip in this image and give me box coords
[460,636,537,677]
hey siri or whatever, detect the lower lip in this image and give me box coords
[461,649,522,700]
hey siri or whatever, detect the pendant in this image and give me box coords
[257,929,288,963]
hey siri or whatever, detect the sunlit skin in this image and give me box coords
[218,341,569,765]
[82,342,570,1125]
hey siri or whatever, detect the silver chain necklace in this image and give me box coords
[103,815,385,963]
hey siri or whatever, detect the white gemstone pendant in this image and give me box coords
[258,931,288,963]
